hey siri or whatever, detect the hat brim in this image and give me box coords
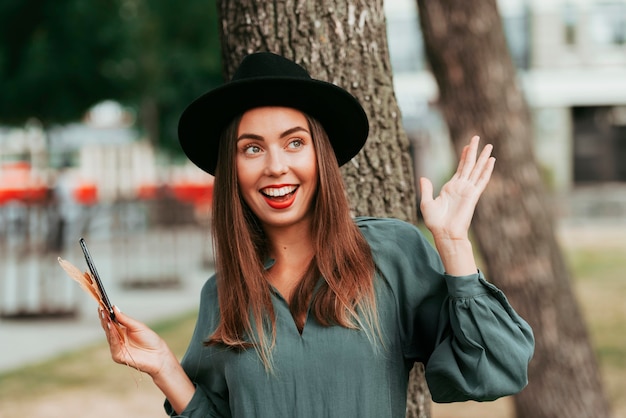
[178,77,369,175]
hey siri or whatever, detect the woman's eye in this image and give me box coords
[288,138,303,149]
[243,144,262,155]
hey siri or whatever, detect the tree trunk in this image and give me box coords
[415,1,612,417]
[217,1,429,416]
[140,96,160,148]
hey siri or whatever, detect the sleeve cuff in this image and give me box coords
[164,383,219,417]
[443,270,492,298]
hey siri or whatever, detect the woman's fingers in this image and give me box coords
[459,135,480,179]
[468,142,495,185]
[454,144,468,179]
[419,177,434,204]
[476,154,496,191]
[456,135,495,189]
[110,306,137,328]
[98,307,129,364]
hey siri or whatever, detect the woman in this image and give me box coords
[101,52,534,418]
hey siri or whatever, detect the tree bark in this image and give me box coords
[217,1,429,416]
[415,1,612,417]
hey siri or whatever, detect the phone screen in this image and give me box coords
[79,238,116,321]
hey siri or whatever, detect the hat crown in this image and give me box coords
[231,52,311,82]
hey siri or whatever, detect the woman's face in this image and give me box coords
[236,106,318,231]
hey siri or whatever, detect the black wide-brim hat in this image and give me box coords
[178,52,369,176]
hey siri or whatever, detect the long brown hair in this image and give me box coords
[206,111,378,370]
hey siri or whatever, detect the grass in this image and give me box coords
[566,248,626,415]
[0,311,198,412]
[1,234,625,417]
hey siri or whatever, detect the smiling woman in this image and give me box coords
[96,52,534,418]
[235,107,318,229]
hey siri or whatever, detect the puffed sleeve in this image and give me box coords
[163,276,226,417]
[356,217,534,403]
[424,271,535,402]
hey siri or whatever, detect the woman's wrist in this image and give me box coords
[433,237,478,276]
[151,351,196,414]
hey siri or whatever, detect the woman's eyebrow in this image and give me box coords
[237,126,310,142]
[279,126,309,138]
[237,133,264,142]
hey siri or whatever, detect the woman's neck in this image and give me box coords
[264,222,315,302]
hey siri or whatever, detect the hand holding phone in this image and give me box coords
[79,238,116,321]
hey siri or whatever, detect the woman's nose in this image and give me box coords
[264,149,288,176]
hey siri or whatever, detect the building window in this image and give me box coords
[573,106,626,183]
[590,1,626,46]
[502,10,531,69]
[562,1,578,45]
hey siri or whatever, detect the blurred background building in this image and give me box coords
[386,0,626,218]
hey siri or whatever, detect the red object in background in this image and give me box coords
[0,161,48,205]
[136,183,160,200]
[73,182,98,205]
[169,182,213,206]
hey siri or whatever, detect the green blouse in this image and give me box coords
[165,217,534,418]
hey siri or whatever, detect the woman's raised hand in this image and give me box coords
[419,136,494,276]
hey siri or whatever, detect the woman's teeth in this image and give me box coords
[262,186,297,197]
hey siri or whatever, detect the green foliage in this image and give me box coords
[0,0,222,153]
[0,0,135,124]
[125,0,223,152]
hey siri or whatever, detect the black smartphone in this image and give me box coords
[79,237,116,321]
